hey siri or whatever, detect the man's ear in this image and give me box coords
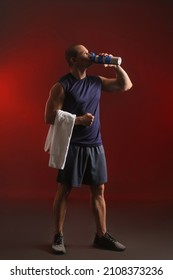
[71,57,77,64]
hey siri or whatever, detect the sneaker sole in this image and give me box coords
[93,243,126,252]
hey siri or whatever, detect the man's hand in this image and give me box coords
[75,113,94,126]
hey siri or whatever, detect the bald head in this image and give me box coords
[65,44,86,66]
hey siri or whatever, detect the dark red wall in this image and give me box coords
[0,0,173,201]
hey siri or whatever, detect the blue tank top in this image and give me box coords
[59,73,102,146]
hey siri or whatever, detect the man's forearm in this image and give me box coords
[75,113,94,126]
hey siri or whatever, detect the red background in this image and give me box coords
[0,0,173,202]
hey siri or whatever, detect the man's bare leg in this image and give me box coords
[53,183,72,234]
[90,184,126,251]
[52,183,71,254]
[90,184,107,236]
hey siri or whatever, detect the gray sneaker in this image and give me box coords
[52,233,66,254]
[93,232,126,251]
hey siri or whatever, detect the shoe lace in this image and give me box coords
[54,234,63,245]
[105,232,116,243]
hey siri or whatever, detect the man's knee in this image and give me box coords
[90,184,105,198]
[57,184,72,198]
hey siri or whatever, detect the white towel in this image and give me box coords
[44,110,76,169]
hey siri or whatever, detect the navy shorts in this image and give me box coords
[57,144,107,187]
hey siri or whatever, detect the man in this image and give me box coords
[45,44,132,254]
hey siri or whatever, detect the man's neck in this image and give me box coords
[70,68,87,80]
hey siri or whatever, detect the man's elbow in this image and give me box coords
[122,81,133,92]
[45,110,57,125]
[45,115,55,125]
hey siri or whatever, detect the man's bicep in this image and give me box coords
[50,82,65,107]
[45,83,64,124]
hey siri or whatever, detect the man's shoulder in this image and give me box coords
[59,73,71,82]
[87,75,102,84]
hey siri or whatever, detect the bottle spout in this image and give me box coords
[90,52,96,62]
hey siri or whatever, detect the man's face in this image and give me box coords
[74,45,92,68]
